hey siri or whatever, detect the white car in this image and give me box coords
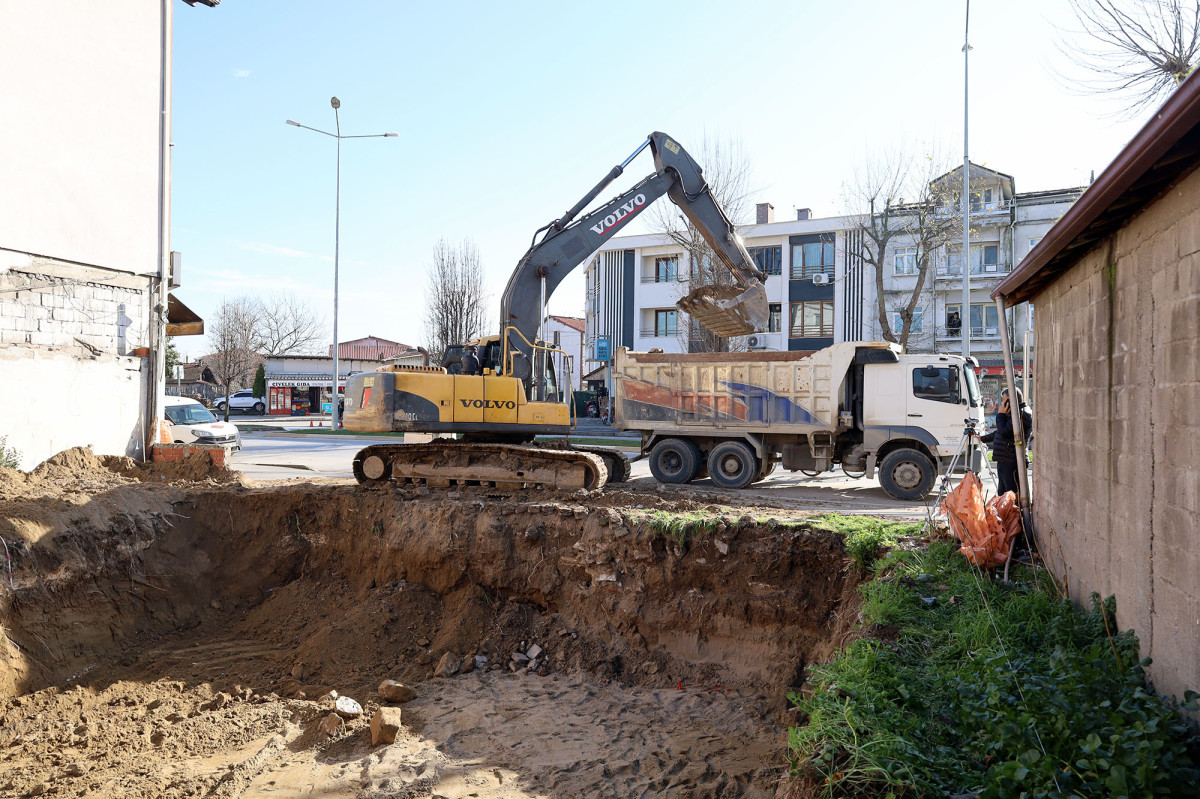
[164,396,241,450]
[214,389,266,415]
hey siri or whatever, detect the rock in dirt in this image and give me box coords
[377,680,416,703]
[334,696,362,719]
[434,652,460,678]
[526,643,542,659]
[317,713,344,738]
[370,707,403,746]
[206,692,232,711]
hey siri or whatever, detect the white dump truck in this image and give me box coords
[611,341,985,500]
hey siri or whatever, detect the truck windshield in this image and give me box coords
[963,366,982,407]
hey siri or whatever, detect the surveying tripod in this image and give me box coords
[927,418,997,519]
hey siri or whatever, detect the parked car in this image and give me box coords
[163,396,241,450]
[214,389,265,415]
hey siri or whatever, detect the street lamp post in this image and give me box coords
[286,98,396,429]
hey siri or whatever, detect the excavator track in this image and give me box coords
[352,440,608,491]
[572,445,632,483]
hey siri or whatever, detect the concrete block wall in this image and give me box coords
[1033,165,1200,707]
[0,251,151,357]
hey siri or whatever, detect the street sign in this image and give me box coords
[596,337,611,361]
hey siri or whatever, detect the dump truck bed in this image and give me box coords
[612,342,890,435]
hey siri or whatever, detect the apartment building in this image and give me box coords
[581,165,1082,406]
[862,163,1084,406]
[582,206,852,386]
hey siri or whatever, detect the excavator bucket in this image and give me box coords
[676,281,770,338]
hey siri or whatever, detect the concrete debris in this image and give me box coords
[434,651,461,678]
[715,540,730,556]
[317,713,344,738]
[460,654,475,674]
[526,643,542,659]
[378,680,416,703]
[326,690,339,701]
[370,707,403,746]
[512,652,530,663]
[526,658,539,671]
[474,655,489,669]
[334,696,363,719]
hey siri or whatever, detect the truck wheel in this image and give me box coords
[878,448,936,501]
[706,441,758,490]
[752,461,777,484]
[649,438,702,484]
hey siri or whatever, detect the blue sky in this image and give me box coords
[170,0,1147,357]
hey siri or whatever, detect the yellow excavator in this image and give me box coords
[343,131,769,490]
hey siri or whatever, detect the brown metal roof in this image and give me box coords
[995,72,1200,306]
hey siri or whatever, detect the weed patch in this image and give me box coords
[643,510,723,552]
[788,542,1199,797]
[809,514,922,571]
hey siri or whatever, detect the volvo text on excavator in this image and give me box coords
[342,131,770,491]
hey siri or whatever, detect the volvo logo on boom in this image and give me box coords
[590,193,646,236]
[460,399,517,409]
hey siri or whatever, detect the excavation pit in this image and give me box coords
[0,451,860,798]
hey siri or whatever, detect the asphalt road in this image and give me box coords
[232,431,1007,519]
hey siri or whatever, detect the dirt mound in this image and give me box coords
[102,452,243,485]
[0,481,861,797]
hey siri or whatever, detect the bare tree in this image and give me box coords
[1059,0,1200,114]
[254,292,327,356]
[423,238,490,362]
[205,297,264,421]
[647,134,756,353]
[847,147,959,350]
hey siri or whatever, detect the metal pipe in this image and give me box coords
[996,296,1033,550]
[961,0,972,359]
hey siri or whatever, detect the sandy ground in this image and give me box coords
[0,447,878,798]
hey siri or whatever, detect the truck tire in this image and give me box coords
[878,448,936,501]
[706,441,758,490]
[751,461,777,484]
[649,438,702,484]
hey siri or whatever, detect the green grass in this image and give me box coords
[643,509,724,551]
[808,514,923,571]
[788,540,1199,798]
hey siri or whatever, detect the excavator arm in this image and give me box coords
[499,131,769,388]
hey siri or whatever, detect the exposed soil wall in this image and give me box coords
[0,455,861,797]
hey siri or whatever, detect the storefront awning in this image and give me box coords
[166,293,204,337]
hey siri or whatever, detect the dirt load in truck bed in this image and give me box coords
[0,450,866,798]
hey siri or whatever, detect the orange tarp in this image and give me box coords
[941,472,1023,567]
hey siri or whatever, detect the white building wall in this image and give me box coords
[0,1,165,275]
[544,317,584,392]
[0,348,149,470]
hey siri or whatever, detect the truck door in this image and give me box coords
[908,364,968,455]
[862,363,907,428]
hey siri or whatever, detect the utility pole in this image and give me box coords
[961,0,972,358]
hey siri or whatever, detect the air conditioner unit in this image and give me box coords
[812,273,831,286]
[747,334,767,349]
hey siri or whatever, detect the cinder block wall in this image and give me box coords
[1034,165,1200,706]
[0,251,153,469]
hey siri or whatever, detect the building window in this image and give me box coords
[654,256,679,283]
[946,303,1000,337]
[768,303,781,333]
[749,245,782,276]
[892,306,923,335]
[790,239,835,279]
[654,309,677,337]
[946,244,1001,275]
[790,300,833,338]
[894,246,918,276]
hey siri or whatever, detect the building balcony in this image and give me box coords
[933,325,1003,342]
[640,327,679,338]
[934,266,1011,280]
